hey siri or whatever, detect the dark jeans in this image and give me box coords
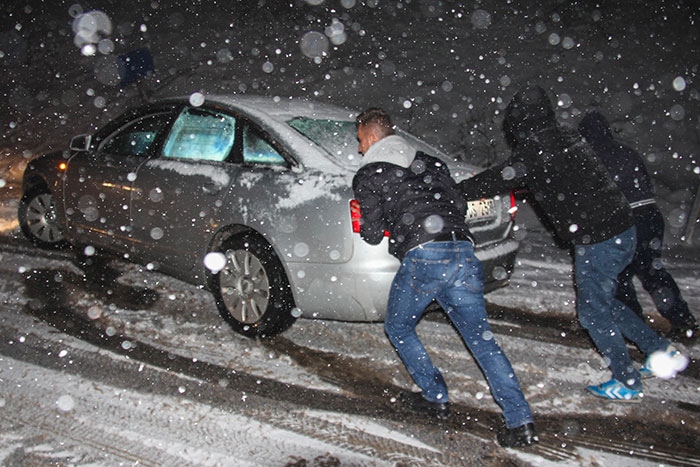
[617,207,696,329]
[385,241,533,429]
[574,227,670,390]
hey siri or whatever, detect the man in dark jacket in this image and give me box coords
[578,111,698,341]
[459,86,688,402]
[352,108,537,447]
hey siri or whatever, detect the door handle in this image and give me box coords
[202,182,221,195]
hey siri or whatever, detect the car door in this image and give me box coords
[62,111,175,251]
[129,106,240,275]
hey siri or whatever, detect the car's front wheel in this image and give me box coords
[18,186,65,249]
[211,234,297,338]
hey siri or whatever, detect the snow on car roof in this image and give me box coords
[160,94,477,177]
[196,95,358,124]
[204,95,361,174]
[155,94,359,175]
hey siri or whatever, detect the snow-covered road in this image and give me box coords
[1,198,699,466]
[2,0,699,464]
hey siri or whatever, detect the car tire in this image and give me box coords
[211,234,297,338]
[18,186,66,249]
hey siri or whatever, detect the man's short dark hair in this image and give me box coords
[356,107,395,137]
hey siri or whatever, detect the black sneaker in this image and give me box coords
[397,391,450,420]
[497,422,539,448]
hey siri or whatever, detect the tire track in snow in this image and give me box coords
[0,386,176,466]
[0,306,510,465]
[0,321,410,465]
[2,241,699,465]
[0,353,388,466]
[261,408,455,466]
[0,296,576,465]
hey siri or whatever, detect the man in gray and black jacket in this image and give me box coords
[352,107,537,448]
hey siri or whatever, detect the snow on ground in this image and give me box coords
[0,351,384,466]
[1,197,699,464]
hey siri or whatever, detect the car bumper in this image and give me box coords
[286,238,519,322]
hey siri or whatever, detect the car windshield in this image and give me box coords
[287,117,451,169]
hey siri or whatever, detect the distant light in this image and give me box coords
[59,162,67,170]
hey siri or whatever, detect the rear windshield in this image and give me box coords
[287,117,451,169]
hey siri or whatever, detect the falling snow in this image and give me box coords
[0,0,698,465]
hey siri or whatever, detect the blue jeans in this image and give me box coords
[574,227,670,390]
[385,241,533,429]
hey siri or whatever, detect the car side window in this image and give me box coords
[100,113,172,157]
[242,124,287,167]
[162,108,236,162]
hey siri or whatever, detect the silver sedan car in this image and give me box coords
[19,95,518,337]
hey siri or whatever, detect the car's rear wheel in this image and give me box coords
[18,186,65,249]
[211,234,297,338]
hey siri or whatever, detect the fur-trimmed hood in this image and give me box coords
[360,134,416,168]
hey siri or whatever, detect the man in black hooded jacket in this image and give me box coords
[459,86,687,402]
[352,107,537,447]
[578,111,698,341]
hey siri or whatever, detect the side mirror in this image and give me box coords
[69,134,92,152]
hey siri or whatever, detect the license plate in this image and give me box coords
[466,199,497,220]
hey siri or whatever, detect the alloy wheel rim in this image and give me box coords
[26,193,63,243]
[219,248,270,324]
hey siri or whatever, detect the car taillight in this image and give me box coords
[350,199,362,233]
[350,200,390,236]
[508,191,518,219]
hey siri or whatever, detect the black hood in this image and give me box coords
[578,111,614,149]
[503,85,556,148]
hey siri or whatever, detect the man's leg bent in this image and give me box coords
[636,210,697,329]
[385,258,448,403]
[439,250,533,428]
[611,298,671,356]
[575,230,642,390]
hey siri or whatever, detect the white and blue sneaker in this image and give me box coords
[641,345,689,380]
[586,379,643,403]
